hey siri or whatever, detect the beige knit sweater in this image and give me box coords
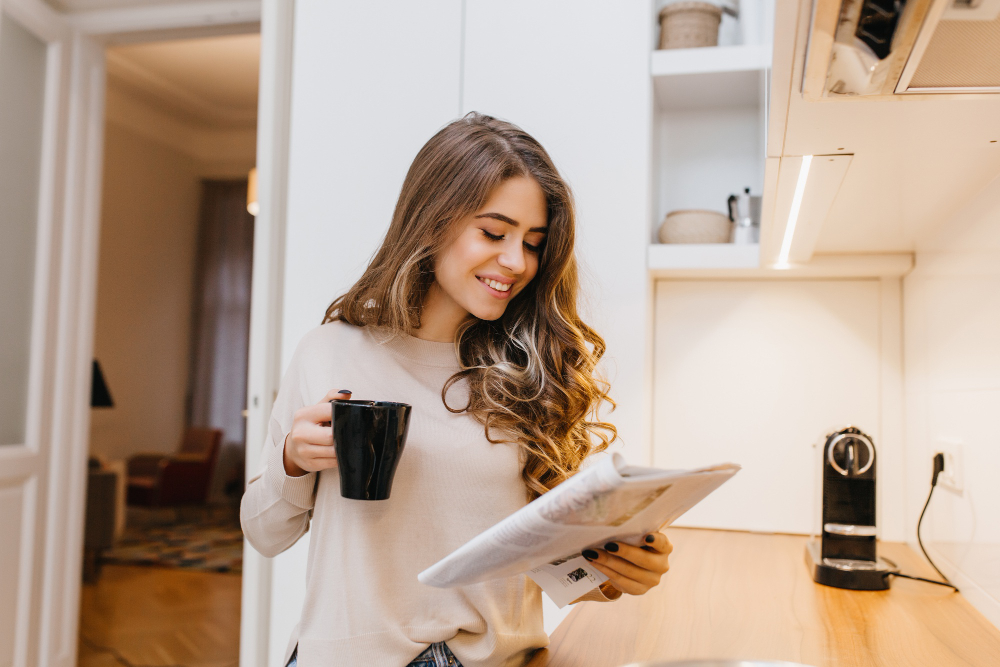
[242,321,610,667]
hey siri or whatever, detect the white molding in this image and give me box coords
[26,2,270,666]
[3,0,70,41]
[651,44,771,77]
[766,0,802,157]
[66,0,260,36]
[104,81,256,164]
[878,277,906,542]
[240,1,293,665]
[648,243,761,271]
[105,49,257,127]
[49,0,200,10]
[37,32,105,667]
[651,253,915,279]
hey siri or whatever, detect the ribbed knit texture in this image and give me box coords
[241,322,549,667]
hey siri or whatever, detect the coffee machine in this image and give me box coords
[805,426,897,590]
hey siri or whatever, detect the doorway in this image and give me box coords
[78,31,260,667]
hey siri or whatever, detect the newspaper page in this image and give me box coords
[417,453,740,607]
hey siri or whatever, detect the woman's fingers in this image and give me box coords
[586,561,651,596]
[299,423,334,447]
[581,532,672,595]
[299,446,338,469]
[298,389,353,424]
[585,549,661,587]
[298,401,335,424]
[642,532,673,557]
[600,542,666,574]
[322,388,352,402]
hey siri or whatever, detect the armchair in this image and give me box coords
[126,427,223,507]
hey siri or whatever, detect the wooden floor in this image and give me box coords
[78,565,241,667]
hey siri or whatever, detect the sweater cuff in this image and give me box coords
[264,434,317,509]
[574,582,623,603]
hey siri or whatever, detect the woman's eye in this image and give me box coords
[524,241,542,253]
[481,229,504,241]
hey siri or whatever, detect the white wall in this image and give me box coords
[903,172,1000,628]
[90,83,256,465]
[651,278,906,536]
[461,0,653,464]
[275,3,463,663]
[89,123,203,462]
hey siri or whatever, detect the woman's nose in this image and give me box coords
[497,243,526,274]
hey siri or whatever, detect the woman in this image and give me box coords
[241,113,672,667]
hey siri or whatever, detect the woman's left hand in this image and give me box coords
[582,532,673,596]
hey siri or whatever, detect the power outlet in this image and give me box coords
[935,441,964,494]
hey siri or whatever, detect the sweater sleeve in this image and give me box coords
[572,582,623,604]
[240,336,320,558]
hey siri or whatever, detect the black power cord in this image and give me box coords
[885,453,959,592]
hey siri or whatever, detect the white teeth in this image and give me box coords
[480,277,511,292]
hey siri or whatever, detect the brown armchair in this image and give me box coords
[127,427,223,507]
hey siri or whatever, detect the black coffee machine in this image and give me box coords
[805,426,897,590]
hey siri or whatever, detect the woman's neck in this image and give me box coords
[412,283,470,342]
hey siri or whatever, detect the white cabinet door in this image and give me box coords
[652,279,881,534]
[270,3,463,664]
[462,0,653,464]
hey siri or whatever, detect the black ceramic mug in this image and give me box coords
[330,399,411,501]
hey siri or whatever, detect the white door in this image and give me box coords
[0,3,95,667]
[0,5,57,667]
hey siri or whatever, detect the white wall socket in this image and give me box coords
[935,440,964,495]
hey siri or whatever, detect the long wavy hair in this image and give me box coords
[323,112,616,499]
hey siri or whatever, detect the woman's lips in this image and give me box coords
[477,275,513,298]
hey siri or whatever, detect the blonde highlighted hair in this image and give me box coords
[324,112,615,499]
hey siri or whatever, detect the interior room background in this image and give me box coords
[256,3,1000,660]
[88,36,259,505]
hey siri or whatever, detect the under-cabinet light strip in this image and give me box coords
[777,155,813,268]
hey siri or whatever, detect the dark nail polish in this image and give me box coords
[604,542,619,553]
[338,389,352,394]
[582,549,598,561]
[645,534,655,544]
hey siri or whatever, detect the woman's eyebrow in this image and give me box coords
[474,212,548,233]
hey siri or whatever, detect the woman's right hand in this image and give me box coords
[282,389,352,477]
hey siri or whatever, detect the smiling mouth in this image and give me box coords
[476,276,512,293]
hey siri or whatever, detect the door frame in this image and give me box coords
[3,1,291,666]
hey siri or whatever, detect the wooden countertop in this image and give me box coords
[526,527,1000,667]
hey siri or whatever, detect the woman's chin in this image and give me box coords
[468,302,508,322]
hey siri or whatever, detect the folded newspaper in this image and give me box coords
[418,453,740,607]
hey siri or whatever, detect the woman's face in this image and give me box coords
[433,176,549,322]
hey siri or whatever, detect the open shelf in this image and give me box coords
[652,44,771,110]
[648,243,760,273]
[651,44,771,77]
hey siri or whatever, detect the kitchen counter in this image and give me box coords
[525,527,1000,667]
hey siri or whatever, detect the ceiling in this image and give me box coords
[106,32,260,129]
[769,0,1000,255]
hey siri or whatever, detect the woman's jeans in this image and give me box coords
[285,642,462,666]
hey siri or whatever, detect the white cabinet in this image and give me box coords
[649,0,774,270]
[276,3,464,665]
[462,0,653,464]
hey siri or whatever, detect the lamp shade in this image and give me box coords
[247,167,258,216]
[91,360,114,408]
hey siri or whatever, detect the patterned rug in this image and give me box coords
[103,518,243,574]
